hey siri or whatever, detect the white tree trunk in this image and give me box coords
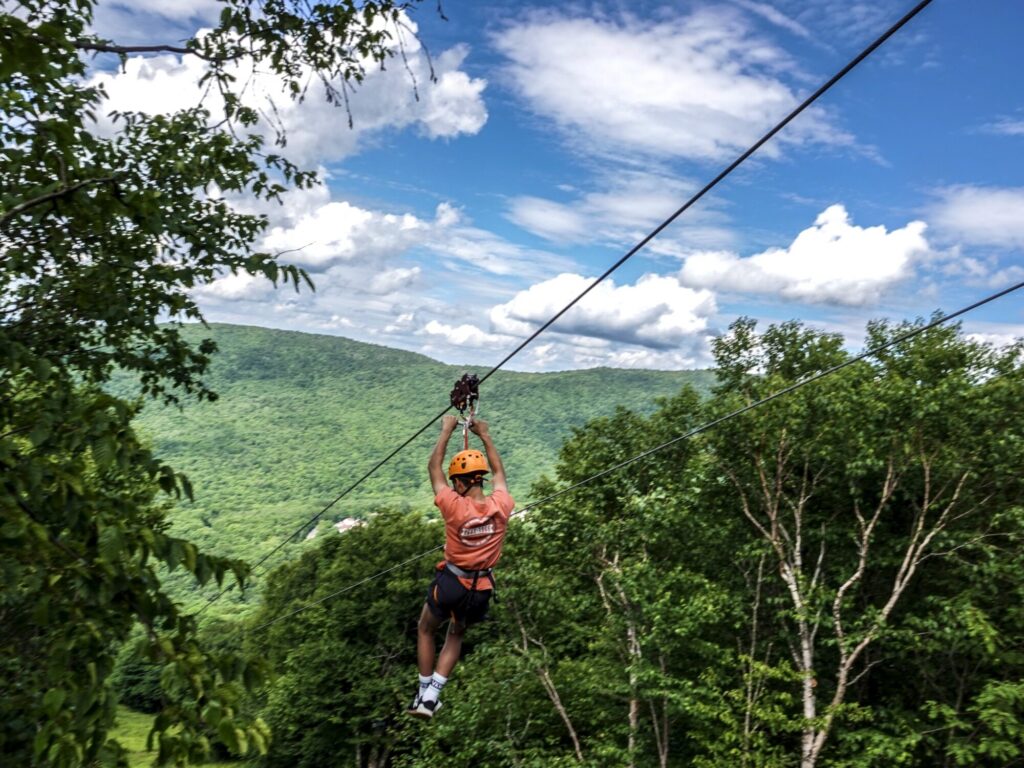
[731,446,974,768]
[513,608,585,762]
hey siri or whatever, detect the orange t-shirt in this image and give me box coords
[434,486,515,590]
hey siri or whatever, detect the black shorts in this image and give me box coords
[425,568,493,627]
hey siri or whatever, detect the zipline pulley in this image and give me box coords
[449,373,480,450]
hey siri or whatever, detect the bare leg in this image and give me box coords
[435,620,466,677]
[417,603,441,677]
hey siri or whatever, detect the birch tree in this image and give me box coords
[704,318,1024,768]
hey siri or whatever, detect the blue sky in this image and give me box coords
[87,0,1024,371]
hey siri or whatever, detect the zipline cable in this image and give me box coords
[250,278,1024,633]
[474,0,936,386]
[196,413,448,613]
[199,0,935,613]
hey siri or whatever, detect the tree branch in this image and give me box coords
[1,177,117,227]
[512,608,584,762]
[74,40,194,56]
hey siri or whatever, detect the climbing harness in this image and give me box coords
[444,562,498,607]
[449,373,480,450]
[445,561,494,587]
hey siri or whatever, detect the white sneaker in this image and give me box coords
[407,698,442,720]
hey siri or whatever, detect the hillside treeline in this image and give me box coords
[125,324,711,584]
[241,319,1024,768]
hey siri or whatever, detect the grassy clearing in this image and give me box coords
[112,707,246,768]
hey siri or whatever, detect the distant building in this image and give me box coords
[334,517,364,534]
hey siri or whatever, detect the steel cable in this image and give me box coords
[200,0,936,613]
[250,278,1024,632]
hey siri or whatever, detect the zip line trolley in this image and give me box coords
[449,373,480,450]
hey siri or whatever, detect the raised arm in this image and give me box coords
[428,415,458,495]
[469,419,507,493]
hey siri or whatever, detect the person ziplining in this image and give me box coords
[407,376,514,720]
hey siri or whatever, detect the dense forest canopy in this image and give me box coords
[250,318,1024,768]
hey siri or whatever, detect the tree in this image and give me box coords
[703,317,1024,767]
[1,0,429,764]
[250,509,439,768]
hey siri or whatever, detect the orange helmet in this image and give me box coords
[448,449,489,479]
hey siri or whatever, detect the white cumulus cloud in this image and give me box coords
[966,331,1023,349]
[679,205,930,305]
[417,46,489,138]
[368,267,422,295]
[420,320,510,347]
[507,170,735,249]
[490,273,716,350]
[493,8,853,162]
[262,201,430,270]
[193,270,276,302]
[87,20,487,166]
[929,186,1024,249]
[257,198,567,278]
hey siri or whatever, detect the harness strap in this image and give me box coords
[460,400,477,451]
[445,562,492,580]
[445,561,497,601]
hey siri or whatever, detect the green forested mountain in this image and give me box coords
[127,324,713,601]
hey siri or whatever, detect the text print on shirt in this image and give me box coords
[459,514,497,548]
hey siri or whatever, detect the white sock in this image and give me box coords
[422,672,447,704]
[417,674,431,699]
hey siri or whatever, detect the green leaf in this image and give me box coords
[98,525,125,562]
[217,718,240,753]
[28,422,51,447]
[91,436,116,469]
[0,518,27,540]
[32,357,53,382]
[42,688,66,717]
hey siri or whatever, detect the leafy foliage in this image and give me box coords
[0,382,263,766]
[251,319,1024,767]
[111,633,165,715]
[1,0,434,764]
[250,509,439,767]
